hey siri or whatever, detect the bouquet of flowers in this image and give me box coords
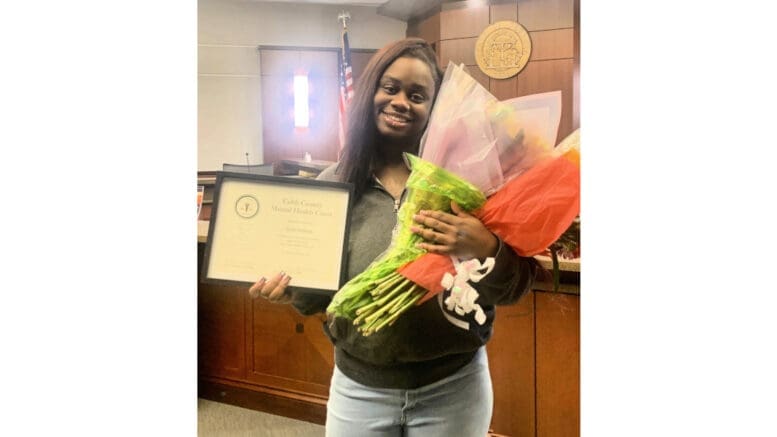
[326,62,580,335]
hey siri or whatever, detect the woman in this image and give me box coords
[249,38,537,437]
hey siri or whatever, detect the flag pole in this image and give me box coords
[338,11,350,29]
[337,11,352,160]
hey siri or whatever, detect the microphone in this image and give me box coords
[245,152,250,166]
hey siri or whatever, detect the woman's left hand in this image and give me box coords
[411,201,498,260]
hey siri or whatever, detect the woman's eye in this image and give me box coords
[410,93,426,103]
[382,84,397,93]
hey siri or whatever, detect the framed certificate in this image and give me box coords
[201,172,353,295]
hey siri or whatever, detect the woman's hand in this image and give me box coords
[411,201,498,260]
[248,271,294,304]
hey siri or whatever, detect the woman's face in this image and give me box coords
[373,56,436,143]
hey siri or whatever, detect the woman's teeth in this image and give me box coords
[384,113,410,126]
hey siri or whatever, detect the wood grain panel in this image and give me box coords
[529,28,575,61]
[246,298,331,397]
[535,291,579,437]
[350,51,376,82]
[515,58,576,141]
[517,0,575,31]
[198,283,246,379]
[489,76,517,101]
[304,314,335,386]
[407,13,440,45]
[250,300,306,380]
[573,0,580,130]
[490,2,518,23]
[440,5,489,40]
[438,38,477,67]
[487,291,535,437]
[465,65,490,91]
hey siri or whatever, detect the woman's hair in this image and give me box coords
[337,37,443,200]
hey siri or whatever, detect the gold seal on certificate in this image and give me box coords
[235,195,259,218]
[201,172,353,295]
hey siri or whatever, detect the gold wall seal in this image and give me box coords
[475,20,532,80]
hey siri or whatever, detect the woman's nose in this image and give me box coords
[391,94,410,111]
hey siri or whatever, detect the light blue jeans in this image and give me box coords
[325,347,493,437]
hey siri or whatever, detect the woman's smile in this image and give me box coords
[380,111,413,128]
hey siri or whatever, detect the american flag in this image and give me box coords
[338,25,354,154]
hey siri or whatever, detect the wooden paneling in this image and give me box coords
[517,0,575,31]
[246,298,333,398]
[440,5,490,40]
[304,314,336,385]
[249,300,307,380]
[529,28,575,61]
[487,291,536,437]
[349,51,377,92]
[438,37,477,67]
[466,65,491,92]
[515,58,576,140]
[489,75,518,101]
[198,283,246,379]
[490,3,518,23]
[407,13,441,45]
[573,0,580,130]
[535,291,579,437]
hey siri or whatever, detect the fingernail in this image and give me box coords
[284,275,292,284]
[279,271,286,279]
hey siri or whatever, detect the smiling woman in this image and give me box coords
[373,57,436,142]
[247,37,537,437]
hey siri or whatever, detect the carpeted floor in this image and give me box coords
[198,398,325,437]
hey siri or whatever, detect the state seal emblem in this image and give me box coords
[475,20,532,80]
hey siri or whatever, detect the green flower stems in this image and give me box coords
[327,154,487,336]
